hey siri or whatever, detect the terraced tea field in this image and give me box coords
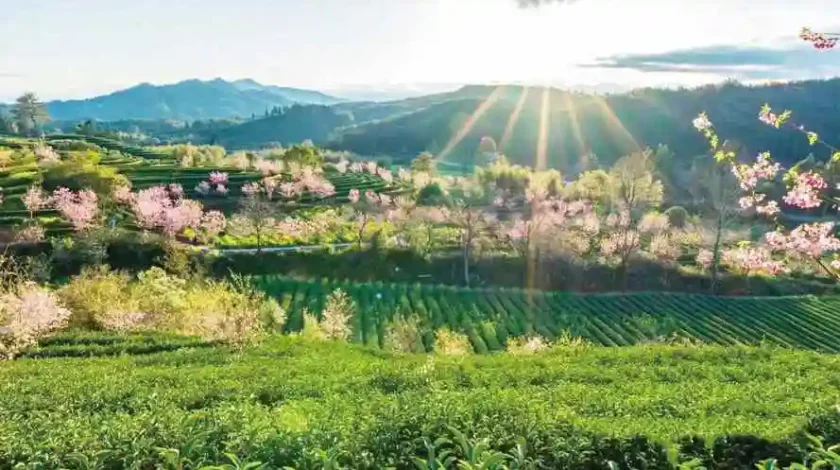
[0,135,399,234]
[254,276,840,353]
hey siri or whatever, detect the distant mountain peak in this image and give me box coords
[44,78,343,121]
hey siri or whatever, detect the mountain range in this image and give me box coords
[5,77,840,172]
[43,78,344,121]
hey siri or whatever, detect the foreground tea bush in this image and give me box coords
[1,338,839,469]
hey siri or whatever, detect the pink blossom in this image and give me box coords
[200,210,226,238]
[731,154,780,191]
[215,184,229,195]
[113,185,134,204]
[52,187,99,231]
[23,186,50,216]
[254,160,283,176]
[755,201,780,216]
[14,224,45,243]
[600,231,640,257]
[506,219,529,241]
[33,144,60,164]
[722,245,784,275]
[131,185,203,236]
[364,190,379,205]
[365,161,378,175]
[262,178,277,199]
[195,181,211,195]
[349,162,363,173]
[168,184,184,199]
[638,213,670,234]
[298,174,335,198]
[377,168,394,183]
[783,172,826,209]
[278,182,296,199]
[241,182,262,197]
[758,106,779,126]
[770,222,840,258]
[493,196,505,207]
[208,171,229,185]
[692,113,712,131]
[348,189,360,204]
[335,159,349,174]
[0,284,71,358]
[696,249,714,268]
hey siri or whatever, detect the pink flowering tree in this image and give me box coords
[694,105,840,279]
[801,27,839,50]
[51,187,99,231]
[410,205,450,257]
[446,180,497,286]
[22,185,49,220]
[196,210,226,243]
[237,180,279,253]
[497,186,593,258]
[195,171,229,196]
[346,188,393,250]
[124,185,203,237]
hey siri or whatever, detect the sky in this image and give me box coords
[1,0,839,101]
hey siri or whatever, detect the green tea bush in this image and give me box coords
[0,339,838,468]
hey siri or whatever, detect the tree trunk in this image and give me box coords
[711,213,723,295]
[463,226,471,286]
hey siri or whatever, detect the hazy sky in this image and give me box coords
[1,0,838,101]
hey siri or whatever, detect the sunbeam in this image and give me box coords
[561,91,586,160]
[437,86,505,161]
[593,95,640,153]
[500,86,530,153]
[535,86,551,170]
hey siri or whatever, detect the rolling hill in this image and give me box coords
[180,79,840,169]
[328,80,840,168]
[44,78,344,121]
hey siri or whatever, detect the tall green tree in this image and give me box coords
[12,92,49,136]
[411,151,437,174]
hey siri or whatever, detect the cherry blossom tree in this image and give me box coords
[237,181,278,253]
[693,104,840,278]
[22,185,49,220]
[52,187,99,231]
[126,185,203,237]
[801,27,839,50]
[196,171,229,196]
[197,210,227,243]
[346,188,392,250]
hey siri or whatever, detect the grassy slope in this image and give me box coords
[0,335,838,467]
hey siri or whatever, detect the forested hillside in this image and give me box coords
[329,80,840,168]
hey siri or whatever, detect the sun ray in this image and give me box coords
[500,86,530,153]
[535,86,551,170]
[437,86,505,161]
[593,95,640,153]
[561,91,585,160]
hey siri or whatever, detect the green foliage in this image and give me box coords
[416,182,451,206]
[250,276,840,353]
[412,151,437,174]
[282,144,324,166]
[0,338,839,467]
[40,150,130,194]
[664,206,689,228]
